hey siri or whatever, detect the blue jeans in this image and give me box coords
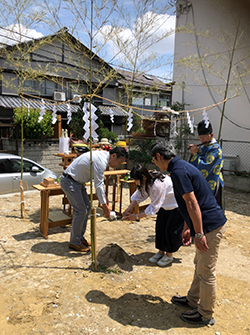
[60,175,90,245]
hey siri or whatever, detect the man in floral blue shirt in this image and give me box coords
[189,120,224,208]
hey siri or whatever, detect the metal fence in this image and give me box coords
[169,138,250,176]
[128,137,250,176]
[220,140,250,175]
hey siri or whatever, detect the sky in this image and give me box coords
[0,2,176,82]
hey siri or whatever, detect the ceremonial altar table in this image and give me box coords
[103,169,129,214]
[32,184,72,239]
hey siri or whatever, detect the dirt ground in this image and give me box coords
[0,187,250,335]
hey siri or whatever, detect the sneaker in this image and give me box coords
[180,309,215,326]
[148,252,164,263]
[157,255,174,267]
[171,295,196,309]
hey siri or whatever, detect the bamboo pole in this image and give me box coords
[91,207,97,271]
[89,0,97,271]
[20,180,25,219]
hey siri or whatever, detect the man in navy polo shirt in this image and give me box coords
[150,140,227,326]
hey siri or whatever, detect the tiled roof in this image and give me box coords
[0,95,78,112]
[0,95,127,117]
[117,69,172,91]
[98,105,128,117]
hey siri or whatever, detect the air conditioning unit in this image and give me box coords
[54,91,66,101]
[73,94,82,103]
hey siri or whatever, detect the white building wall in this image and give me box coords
[173,0,250,142]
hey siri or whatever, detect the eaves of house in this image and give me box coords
[0,95,127,117]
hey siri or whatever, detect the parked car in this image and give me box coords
[0,153,58,195]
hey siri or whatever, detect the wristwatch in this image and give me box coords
[135,214,140,222]
[195,233,205,239]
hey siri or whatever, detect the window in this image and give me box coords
[132,97,143,105]
[68,82,88,97]
[9,159,43,173]
[159,94,171,107]
[41,80,56,96]
[144,98,151,106]
[0,159,8,173]
[23,79,40,95]
[22,79,56,97]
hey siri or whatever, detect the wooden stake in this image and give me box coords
[20,180,26,219]
[91,207,97,271]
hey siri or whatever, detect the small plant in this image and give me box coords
[98,264,122,274]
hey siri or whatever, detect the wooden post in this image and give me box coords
[57,115,62,138]
[91,207,97,271]
[20,180,25,218]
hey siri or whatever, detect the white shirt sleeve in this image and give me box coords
[145,179,167,216]
[131,188,149,203]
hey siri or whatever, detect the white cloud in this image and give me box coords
[0,24,44,46]
[95,12,175,65]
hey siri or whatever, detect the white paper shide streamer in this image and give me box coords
[202,109,210,128]
[83,103,99,141]
[52,104,57,124]
[140,118,143,130]
[67,103,72,125]
[109,108,114,123]
[127,108,133,132]
[153,121,157,136]
[186,111,194,133]
[173,120,178,136]
[38,99,46,123]
[83,102,90,141]
[90,104,99,139]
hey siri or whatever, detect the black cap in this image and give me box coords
[197,120,213,135]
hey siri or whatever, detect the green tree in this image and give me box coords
[0,0,52,217]
[13,107,54,139]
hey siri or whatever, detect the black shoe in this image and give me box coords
[171,295,196,309]
[180,309,215,326]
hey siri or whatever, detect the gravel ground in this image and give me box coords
[0,187,249,335]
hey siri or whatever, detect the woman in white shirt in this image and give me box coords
[122,164,184,266]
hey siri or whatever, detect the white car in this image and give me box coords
[0,153,58,195]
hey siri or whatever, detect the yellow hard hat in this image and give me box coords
[115,141,126,148]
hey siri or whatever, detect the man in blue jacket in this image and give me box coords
[189,120,224,208]
[150,140,227,326]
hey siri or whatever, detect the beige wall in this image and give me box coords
[173,0,250,143]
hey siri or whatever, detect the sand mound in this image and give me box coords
[97,243,135,271]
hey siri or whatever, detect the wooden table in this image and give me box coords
[33,184,72,239]
[104,169,129,213]
[33,183,98,238]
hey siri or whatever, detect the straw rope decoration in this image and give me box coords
[20,93,227,125]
